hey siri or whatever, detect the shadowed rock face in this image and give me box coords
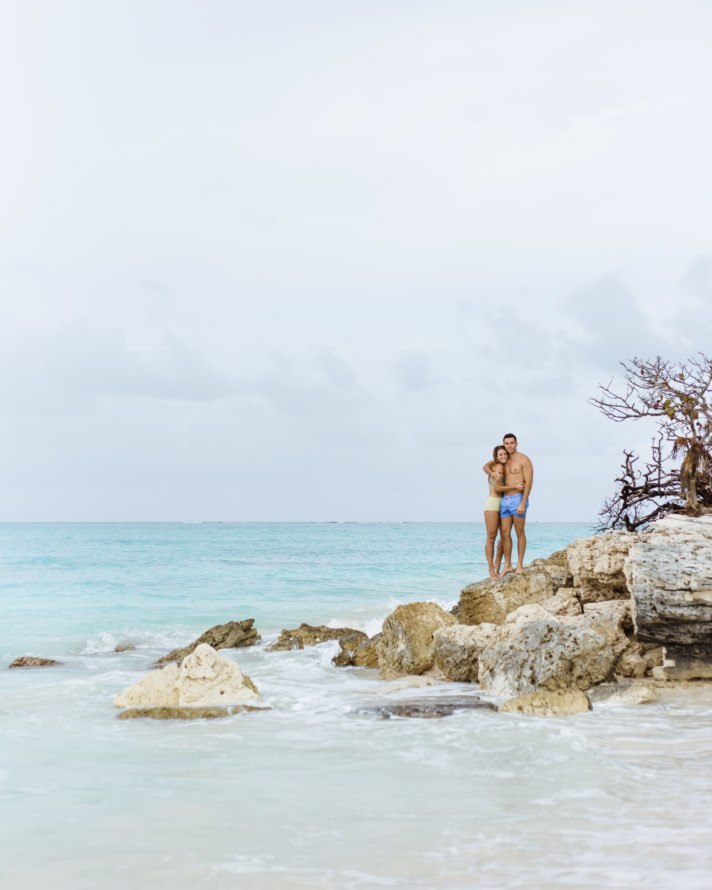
[356,696,496,719]
[332,633,381,668]
[117,704,270,720]
[377,602,458,679]
[268,624,367,652]
[156,619,260,665]
[9,656,63,668]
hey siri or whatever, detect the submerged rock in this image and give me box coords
[499,689,591,716]
[115,643,260,709]
[156,619,260,665]
[588,680,658,706]
[9,656,63,669]
[357,695,496,719]
[114,643,136,653]
[117,704,269,720]
[377,602,457,679]
[332,633,381,668]
[268,624,366,652]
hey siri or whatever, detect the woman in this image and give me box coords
[484,445,524,578]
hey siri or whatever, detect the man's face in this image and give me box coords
[503,437,517,455]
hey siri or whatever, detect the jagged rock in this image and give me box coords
[433,623,499,681]
[9,656,63,669]
[652,649,712,681]
[625,515,712,659]
[332,633,380,668]
[268,624,366,652]
[377,602,457,679]
[588,679,658,705]
[117,704,270,720]
[566,530,637,602]
[545,549,573,575]
[115,644,260,709]
[541,588,583,616]
[499,688,591,716]
[156,619,260,665]
[583,599,632,632]
[457,562,570,625]
[614,641,663,678]
[477,619,618,697]
[357,696,496,719]
[114,643,136,653]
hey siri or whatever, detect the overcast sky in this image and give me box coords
[1,0,711,521]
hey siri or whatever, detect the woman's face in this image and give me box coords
[496,448,508,464]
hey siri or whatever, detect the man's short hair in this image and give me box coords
[503,433,517,443]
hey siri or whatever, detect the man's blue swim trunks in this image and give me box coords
[500,494,529,518]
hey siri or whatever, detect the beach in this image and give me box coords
[2,522,712,889]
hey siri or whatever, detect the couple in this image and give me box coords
[482,433,533,579]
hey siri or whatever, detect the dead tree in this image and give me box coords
[591,353,712,529]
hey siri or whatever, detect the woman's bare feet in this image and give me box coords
[489,569,500,579]
[502,565,515,575]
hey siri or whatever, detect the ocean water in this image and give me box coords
[1,522,711,890]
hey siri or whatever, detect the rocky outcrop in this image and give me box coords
[116,644,260,709]
[499,688,591,716]
[433,624,498,681]
[477,618,618,698]
[377,602,457,679]
[156,619,260,665]
[566,531,636,602]
[9,656,63,668]
[457,559,571,625]
[626,515,712,660]
[268,624,366,652]
[333,633,381,668]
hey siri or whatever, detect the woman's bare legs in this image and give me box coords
[484,510,501,579]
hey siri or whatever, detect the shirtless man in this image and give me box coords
[482,433,533,574]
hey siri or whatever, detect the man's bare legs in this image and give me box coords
[484,510,501,579]
[513,515,527,572]
[499,516,515,574]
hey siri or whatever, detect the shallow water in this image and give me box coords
[2,523,711,889]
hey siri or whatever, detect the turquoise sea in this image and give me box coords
[2,522,711,889]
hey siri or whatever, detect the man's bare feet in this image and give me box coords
[489,569,500,580]
[502,565,515,575]
[514,565,524,574]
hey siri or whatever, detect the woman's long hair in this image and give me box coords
[491,445,508,466]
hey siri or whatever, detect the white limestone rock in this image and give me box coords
[115,643,260,709]
[566,530,638,602]
[625,515,712,658]
[433,623,499,682]
[542,588,583,616]
[477,618,618,698]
